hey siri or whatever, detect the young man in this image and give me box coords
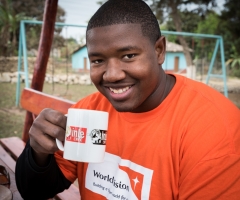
[16,0,240,199]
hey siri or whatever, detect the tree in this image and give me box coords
[0,0,25,56]
[0,0,66,56]
[218,0,240,78]
[192,11,221,60]
[196,11,219,34]
[220,0,240,56]
[60,37,79,58]
[226,46,240,77]
[163,10,203,59]
[19,1,66,51]
[149,0,217,67]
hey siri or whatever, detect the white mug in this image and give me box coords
[56,108,109,163]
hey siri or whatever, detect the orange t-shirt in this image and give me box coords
[55,74,240,199]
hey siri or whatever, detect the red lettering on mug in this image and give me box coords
[66,126,87,143]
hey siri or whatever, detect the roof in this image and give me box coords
[166,40,192,52]
[71,44,86,55]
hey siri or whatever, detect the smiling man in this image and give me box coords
[16,0,240,199]
[87,23,174,113]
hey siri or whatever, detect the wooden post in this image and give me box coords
[22,0,58,142]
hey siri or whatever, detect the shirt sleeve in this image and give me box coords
[15,140,72,200]
[54,150,78,183]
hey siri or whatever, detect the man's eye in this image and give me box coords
[123,54,136,59]
[92,59,103,64]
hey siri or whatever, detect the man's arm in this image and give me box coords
[15,140,72,200]
[15,108,72,199]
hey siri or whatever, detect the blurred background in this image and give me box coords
[0,0,239,138]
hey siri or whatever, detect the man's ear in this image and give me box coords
[155,36,166,65]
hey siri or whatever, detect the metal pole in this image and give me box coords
[15,22,23,106]
[219,37,228,97]
[206,39,219,84]
[21,21,29,88]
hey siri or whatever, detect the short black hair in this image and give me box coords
[87,0,161,44]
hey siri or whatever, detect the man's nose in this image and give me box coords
[103,59,126,82]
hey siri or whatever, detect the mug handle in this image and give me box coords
[55,114,68,151]
[56,138,64,151]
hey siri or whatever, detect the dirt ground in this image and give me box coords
[227,93,240,108]
[206,77,240,108]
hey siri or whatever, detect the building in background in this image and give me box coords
[71,41,190,73]
[162,41,190,73]
[71,45,89,72]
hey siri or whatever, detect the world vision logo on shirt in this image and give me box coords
[93,170,130,191]
[119,166,144,199]
[65,126,87,143]
[86,153,153,200]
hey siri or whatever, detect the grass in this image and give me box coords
[0,82,97,138]
[0,80,239,139]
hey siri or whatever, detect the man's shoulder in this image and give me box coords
[174,74,240,129]
[174,74,233,107]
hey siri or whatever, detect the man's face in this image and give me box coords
[87,24,166,113]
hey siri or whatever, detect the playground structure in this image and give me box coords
[15,20,87,106]
[15,3,228,108]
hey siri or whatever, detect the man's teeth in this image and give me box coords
[109,86,130,94]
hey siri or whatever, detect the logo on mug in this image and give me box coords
[90,129,107,145]
[66,126,87,143]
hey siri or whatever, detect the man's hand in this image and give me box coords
[29,108,67,166]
